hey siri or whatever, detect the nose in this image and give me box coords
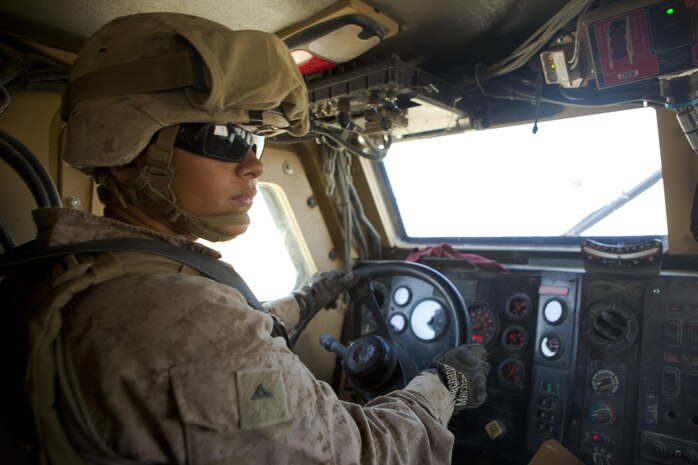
[236,149,264,179]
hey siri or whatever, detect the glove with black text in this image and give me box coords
[429,343,490,411]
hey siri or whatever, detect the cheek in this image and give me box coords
[170,153,232,214]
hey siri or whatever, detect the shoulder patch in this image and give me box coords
[236,368,289,429]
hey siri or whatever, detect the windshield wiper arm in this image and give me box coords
[563,169,663,237]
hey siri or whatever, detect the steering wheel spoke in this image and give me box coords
[340,261,471,399]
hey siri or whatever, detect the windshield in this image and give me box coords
[382,107,666,242]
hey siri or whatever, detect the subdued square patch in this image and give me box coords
[236,368,289,429]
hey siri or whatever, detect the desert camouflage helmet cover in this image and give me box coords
[62,12,310,168]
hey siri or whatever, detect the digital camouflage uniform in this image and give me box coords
[32,207,456,465]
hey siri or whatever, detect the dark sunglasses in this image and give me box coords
[174,123,265,162]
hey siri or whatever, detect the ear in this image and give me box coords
[107,160,140,183]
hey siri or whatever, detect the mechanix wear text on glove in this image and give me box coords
[429,343,490,411]
[293,270,360,320]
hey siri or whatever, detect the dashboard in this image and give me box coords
[370,258,698,465]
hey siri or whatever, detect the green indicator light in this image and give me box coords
[666,7,675,14]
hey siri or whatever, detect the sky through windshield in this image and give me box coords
[382,107,666,239]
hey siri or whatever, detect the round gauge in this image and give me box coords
[468,304,499,346]
[410,299,448,341]
[507,294,532,318]
[498,358,526,387]
[393,286,411,306]
[389,313,408,334]
[502,326,528,351]
[543,299,566,325]
[540,334,562,359]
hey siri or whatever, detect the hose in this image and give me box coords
[0,137,51,208]
[26,68,71,82]
[7,82,65,95]
[0,130,62,207]
[0,85,9,113]
[0,32,71,68]
[0,217,16,251]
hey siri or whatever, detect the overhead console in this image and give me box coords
[306,55,469,139]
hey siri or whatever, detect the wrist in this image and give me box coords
[292,291,309,319]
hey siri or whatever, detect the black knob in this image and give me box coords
[591,369,620,395]
[589,401,616,425]
[650,441,667,458]
[685,449,698,463]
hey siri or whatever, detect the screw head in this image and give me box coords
[66,196,82,208]
[283,160,295,175]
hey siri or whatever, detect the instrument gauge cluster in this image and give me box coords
[507,293,533,318]
[503,326,529,352]
[468,303,499,346]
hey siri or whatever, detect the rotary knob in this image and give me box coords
[589,401,616,425]
[685,449,698,463]
[649,441,667,458]
[591,369,620,395]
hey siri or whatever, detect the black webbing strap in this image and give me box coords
[0,238,264,311]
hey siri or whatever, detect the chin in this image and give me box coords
[217,224,250,240]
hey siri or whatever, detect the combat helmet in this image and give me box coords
[62,12,310,241]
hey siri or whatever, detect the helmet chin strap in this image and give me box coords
[98,124,250,242]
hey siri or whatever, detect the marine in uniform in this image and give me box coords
[10,12,490,465]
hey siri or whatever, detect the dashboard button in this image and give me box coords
[665,319,682,346]
[690,322,698,345]
[662,367,681,396]
[688,372,698,398]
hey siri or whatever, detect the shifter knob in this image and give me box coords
[320,333,348,359]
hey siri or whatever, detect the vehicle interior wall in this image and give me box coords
[658,108,698,256]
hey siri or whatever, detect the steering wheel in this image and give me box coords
[340,261,471,399]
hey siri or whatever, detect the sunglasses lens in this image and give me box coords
[175,124,265,162]
[206,125,252,161]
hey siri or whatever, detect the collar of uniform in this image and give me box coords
[32,207,222,259]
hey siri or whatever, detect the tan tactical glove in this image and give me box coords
[429,343,490,411]
[293,271,360,321]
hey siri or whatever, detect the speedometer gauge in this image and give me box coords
[468,304,499,346]
[411,299,448,341]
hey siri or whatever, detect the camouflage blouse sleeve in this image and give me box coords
[62,272,455,465]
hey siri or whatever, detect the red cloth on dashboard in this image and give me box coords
[406,243,506,272]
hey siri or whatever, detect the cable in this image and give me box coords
[568,2,593,70]
[349,183,382,259]
[314,125,391,161]
[478,0,595,82]
[475,77,666,109]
